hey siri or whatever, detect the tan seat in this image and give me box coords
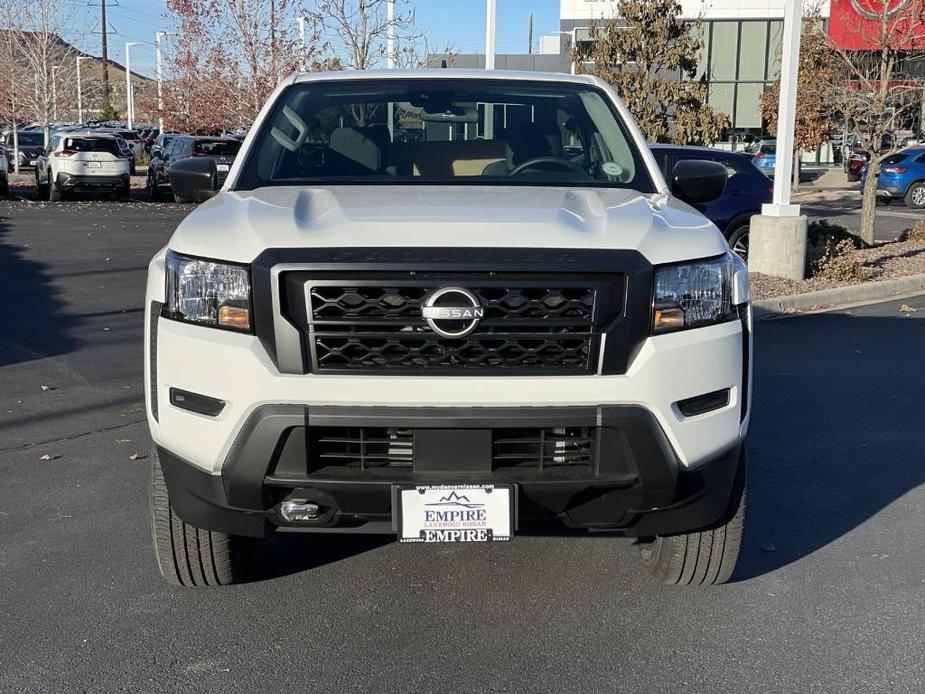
[393,139,507,178]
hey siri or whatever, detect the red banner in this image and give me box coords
[828,0,925,50]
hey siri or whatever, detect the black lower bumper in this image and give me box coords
[157,404,744,539]
[56,172,129,191]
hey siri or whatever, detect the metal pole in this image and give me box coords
[125,41,132,127]
[570,28,577,75]
[51,66,60,121]
[387,0,395,69]
[485,0,496,70]
[763,0,802,217]
[76,58,83,123]
[156,32,165,132]
[297,16,307,71]
[125,42,141,128]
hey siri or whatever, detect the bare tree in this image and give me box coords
[0,28,29,172]
[162,0,329,131]
[313,0,422,70]
[0,0,81,145]
[828,2,925,244]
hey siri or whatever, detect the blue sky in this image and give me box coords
[65,0,560,77]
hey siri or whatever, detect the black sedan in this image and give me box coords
[147,135,241,202]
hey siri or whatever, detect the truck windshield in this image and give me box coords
[235,78,654,192]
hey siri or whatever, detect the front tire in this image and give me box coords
[637,454,746,586]
[727,224,749,262]
[48,174,61,202]
[904,182,925,209]
[150,447,254,586]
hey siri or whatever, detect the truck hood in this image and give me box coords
[168,185,728,265]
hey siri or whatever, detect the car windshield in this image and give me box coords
[17,132,45,146]
[195,140,242,156]
[236,78,654,192]
[65,137,121,155]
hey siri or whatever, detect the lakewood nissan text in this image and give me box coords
[145,70,751,587]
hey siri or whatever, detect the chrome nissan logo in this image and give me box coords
[421,287,484,338]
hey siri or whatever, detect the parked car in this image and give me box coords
[34,132,131,201]
[148,135,241,202]
[845,134,898,182]
[0,147,8,197]
[860,146,925,208]
[150,132,179,158]
[2,130,46,170]
[145,70,751,587]
[650,144,772,260]
[91,128,141,174]
[746,139,777,177]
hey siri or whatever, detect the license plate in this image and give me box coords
[217,164,229,172]
[28,160,36,166]
[87,161,101,169]
[398,484,513,543]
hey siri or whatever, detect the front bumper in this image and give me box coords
[56,172,129,191]
[157,404,745,539]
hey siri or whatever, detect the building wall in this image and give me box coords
[559,1,832,134]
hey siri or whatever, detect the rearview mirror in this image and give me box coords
[168,157,218,203]
[670,159,728,204]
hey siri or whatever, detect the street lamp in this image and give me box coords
[124,41,142,128]
[76,56,94,124]
[51,66,62,121]
[297,16,308,71]
[155,32,172,133]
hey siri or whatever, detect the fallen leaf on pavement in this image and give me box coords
[39,454,60,461]
[899,304,919,313]
[40,384,56,391]
[128,453,147,461]
[760,542,778,552]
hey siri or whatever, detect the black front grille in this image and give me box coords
[285,272,623,375]
[310,285,596,322]
[306,426,595,473]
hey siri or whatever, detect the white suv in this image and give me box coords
[145,70,751,587]
[35,132,131,201]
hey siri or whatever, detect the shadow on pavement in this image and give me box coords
[734,309,925,580]
[0,215,80,367]
[249,533,392,582]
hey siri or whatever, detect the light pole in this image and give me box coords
[297,16,307,71]
[484,0,496,139]
[51,66,61,121]
[155,32,171,133]
[386,0,395,69]
[76,56,93,124]
[124,41,142,127]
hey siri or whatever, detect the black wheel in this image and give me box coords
[904,182,925,209]
[876,196,891,206]
[48,174,61,202]
[0,179,8,199]
[150,447,254,586]
[173,192,190,204]
[637,451,746,586]
[130,160,136,176]
[35,172,48,200]
[727,224,749,262]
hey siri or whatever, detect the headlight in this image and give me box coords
[164,250,252,331]
[653,254,735,333]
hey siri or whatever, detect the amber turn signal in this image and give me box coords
[653,307,684,332]
[218,305,251,330]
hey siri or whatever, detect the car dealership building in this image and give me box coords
[437,1,924,160]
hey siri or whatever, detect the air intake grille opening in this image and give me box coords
[307,426,596,472]
[493,427,595,469]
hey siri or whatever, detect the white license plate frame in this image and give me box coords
[397,484,514,543]
[87,161,102,169]
[216,163,230,172]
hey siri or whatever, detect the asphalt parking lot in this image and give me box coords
[1,200,924,693]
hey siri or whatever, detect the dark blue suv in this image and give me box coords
[650,144,773,260]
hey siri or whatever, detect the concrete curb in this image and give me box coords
[752,273,925,318]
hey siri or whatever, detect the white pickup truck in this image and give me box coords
[145,69,751,587]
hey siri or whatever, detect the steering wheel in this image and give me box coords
[508,156,589,177]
